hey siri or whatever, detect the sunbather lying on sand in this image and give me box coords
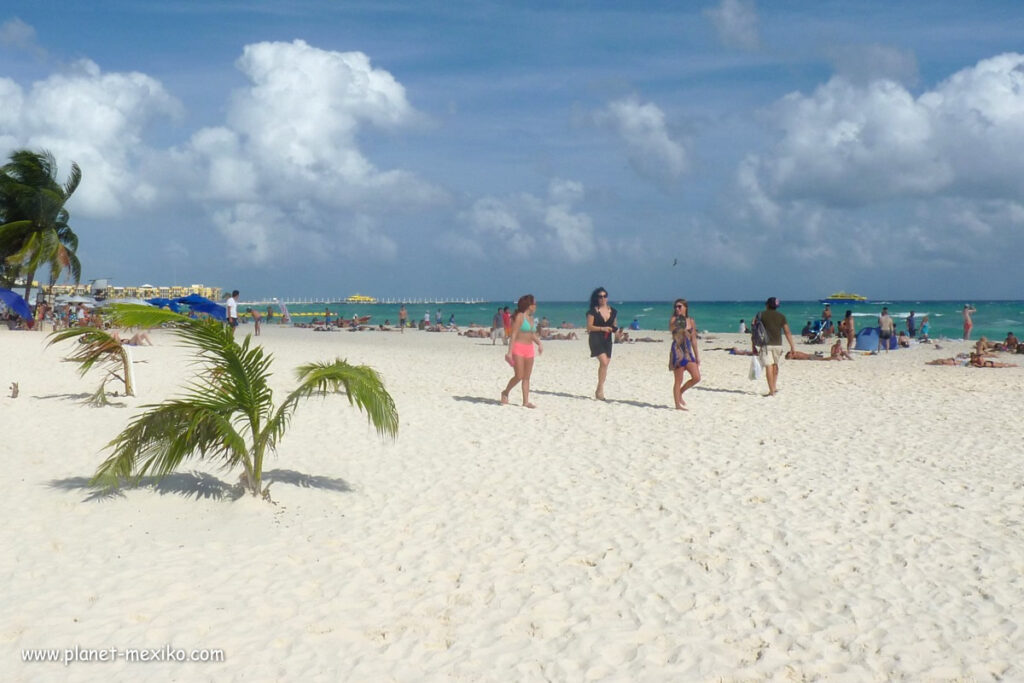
[970,352,1016,368]
[927,357,968,366]
[785,350,828,360]
[111,330,153,346]
[540,330,579,340]
[927,355,1017,367]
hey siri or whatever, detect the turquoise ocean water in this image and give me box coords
[253,300,1024,342]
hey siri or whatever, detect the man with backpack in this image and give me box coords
[751,297,796,396]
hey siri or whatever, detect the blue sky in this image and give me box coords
[2,1,1023,301]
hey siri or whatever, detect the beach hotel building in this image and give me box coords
[47,282,223,301]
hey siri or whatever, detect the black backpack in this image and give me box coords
[751,312,768,348]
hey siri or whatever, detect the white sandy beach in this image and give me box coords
[2,324,1023,681]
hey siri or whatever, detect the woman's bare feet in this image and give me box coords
[523,401,536,409]
[595,389,605,401]
[500,391,509,405]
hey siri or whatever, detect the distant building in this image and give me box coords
[49,282,222,301]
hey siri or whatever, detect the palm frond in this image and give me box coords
[7,231,42,269]
[110,305,237,361]
[106,303,190,330]
[105,305,276,466]
[263,359,398,452]
[65,248,81,283]
[94,398,249,484]
[47,326,127,379]
[63,161,82,198]
[113,306,278,429]
[217,334,276,418]
[0,220,33,250]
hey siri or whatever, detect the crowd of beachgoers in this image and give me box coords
[7,295,1019,385]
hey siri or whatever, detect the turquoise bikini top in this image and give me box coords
[520,316,536,332]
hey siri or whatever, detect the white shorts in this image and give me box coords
[491,328,505,339]
[759,345,784,366]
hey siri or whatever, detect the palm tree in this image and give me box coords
[0,150,82,300]
[92,305,398,498]
[47,325,137,404]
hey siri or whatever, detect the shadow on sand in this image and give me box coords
[50,468,351,502]
[33,392,129,407]
[693,385,754,396]
[452,395,504,406]
[262,469,351,492]
[530,389,673,410]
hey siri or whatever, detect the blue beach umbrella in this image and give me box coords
[174,294,214,305]
[0,288,33,321]
[189,301,227,321]
[173,294,227,321]
[146,297,181,312]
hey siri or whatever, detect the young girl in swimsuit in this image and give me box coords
[502,294,543,408]
[668,299,701,410]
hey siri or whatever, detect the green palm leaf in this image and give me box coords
[106,303,189,330]
[96,399,249,483]
[262,359,399,453]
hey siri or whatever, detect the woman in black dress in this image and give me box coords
[586,287,617,400]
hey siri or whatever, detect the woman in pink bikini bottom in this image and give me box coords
[502,294,543,408]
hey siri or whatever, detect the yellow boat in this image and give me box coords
[344,293,377,304]
[819,291,868,304]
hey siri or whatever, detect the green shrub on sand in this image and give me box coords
[89,304,398,498]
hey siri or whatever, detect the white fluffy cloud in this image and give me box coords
[746,52,1024,207]
[0,59,181,216]
[719,53,1024,275]
[752,78,949,205]
[594,97,688,187]
[0,35,442,267]
[220,40,417,192]
[453,179,596,263]
[184,40,444,263]
[704,0,760,51]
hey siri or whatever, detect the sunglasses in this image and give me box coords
[674,304,684,309]
[598,294,608,299]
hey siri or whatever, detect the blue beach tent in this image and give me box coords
[855,326,898,351]
[0,288,33,321]
[173,294,226,321]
